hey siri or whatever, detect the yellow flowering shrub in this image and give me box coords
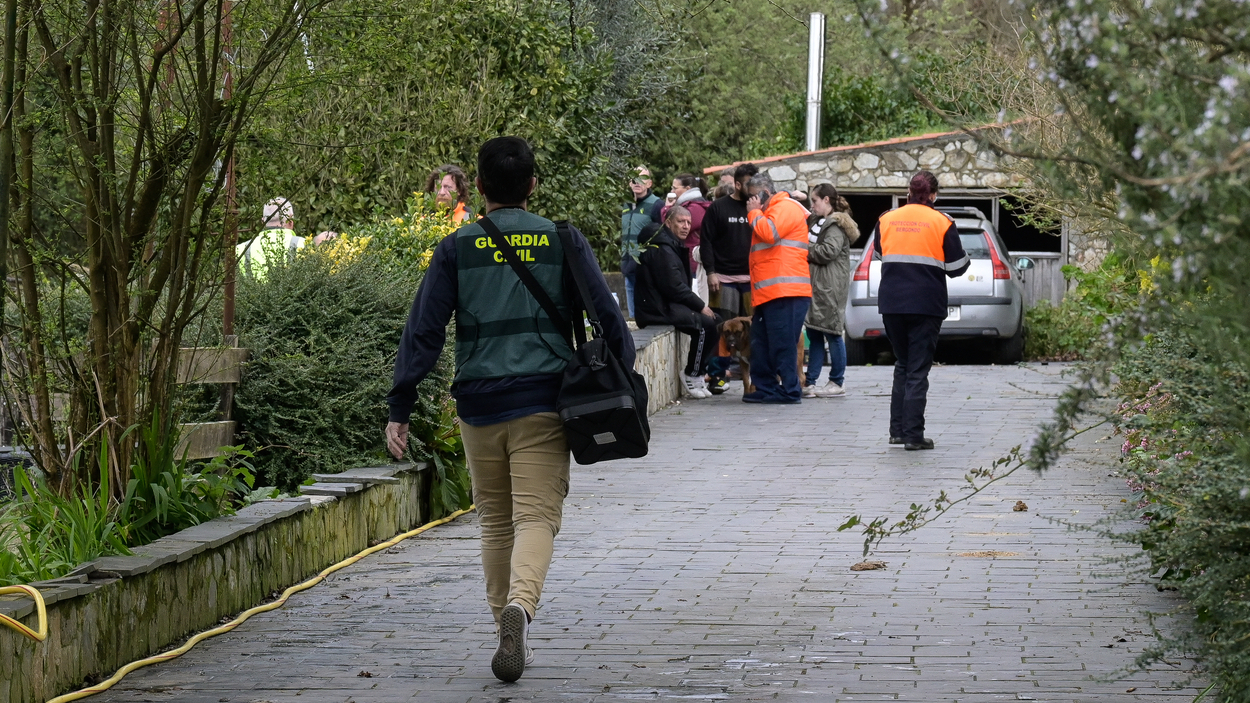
[308,193,459,273]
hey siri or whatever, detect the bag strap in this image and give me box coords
[478,215,572,346]
[555,221,604,340]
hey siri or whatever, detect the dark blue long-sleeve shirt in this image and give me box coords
[386,218,635,426]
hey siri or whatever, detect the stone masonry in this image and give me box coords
[709,128,1026,196]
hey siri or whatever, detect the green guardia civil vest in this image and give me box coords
[454,208,573,382]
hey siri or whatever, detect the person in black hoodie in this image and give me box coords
[636,205,719,399]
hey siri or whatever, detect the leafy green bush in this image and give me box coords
[0,431,260,586]
[0,462,129,586]
[233,209,454,491]
[1024,257,1137,360]
[1114,330,1250,698]
[118,422,260,545]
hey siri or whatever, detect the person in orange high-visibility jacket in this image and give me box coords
[426,164,475,223]
[871,170,970,450]
[743,172,812,404]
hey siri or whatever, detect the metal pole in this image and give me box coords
[221,0,237,339]
[219,0,238,421]
[805,12,826,152]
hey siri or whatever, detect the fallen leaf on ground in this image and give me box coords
[957,550,1021,558]
[851,560,887,571]
[357,671,373,678]
[1013,501,1028,512]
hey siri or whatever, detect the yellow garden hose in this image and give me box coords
[0,584,48,641]
[2,505,474,703]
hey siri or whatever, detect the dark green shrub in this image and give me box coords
[1024,257,1137,361]
[233,216,452,491]
[1114,331,1250,698]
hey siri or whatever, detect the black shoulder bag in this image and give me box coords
[479,217,650,464]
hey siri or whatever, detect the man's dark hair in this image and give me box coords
[477,136,535,204]
[733,162,759,184]
[907,170,940,204]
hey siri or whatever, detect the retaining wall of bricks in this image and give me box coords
[633,326,688,414]
[0,464,432,703]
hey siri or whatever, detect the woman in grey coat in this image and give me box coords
[803,183,860,398]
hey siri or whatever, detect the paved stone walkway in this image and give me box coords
[96,363,1202,702]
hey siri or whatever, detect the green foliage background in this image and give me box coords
[238,0,680,268]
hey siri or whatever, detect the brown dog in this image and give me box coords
[718,316,754,394]
[717,316,807,396]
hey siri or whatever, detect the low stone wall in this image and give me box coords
[1,465,431,703]
[632,326,688,414]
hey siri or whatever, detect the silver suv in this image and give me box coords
[844,206,1030,365]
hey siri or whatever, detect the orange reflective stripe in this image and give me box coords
[748,194,812,305]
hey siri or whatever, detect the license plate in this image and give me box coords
[946,306,961,321]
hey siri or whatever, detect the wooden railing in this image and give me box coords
[174,338,248,460]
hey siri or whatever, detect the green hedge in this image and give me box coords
[1114,330,1250,698]
[1024,257,1137,361]
[234,205,455,491]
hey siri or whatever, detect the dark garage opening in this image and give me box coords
[841,193,1059,254]
[998,196,1061,252]
[841,193,893,248]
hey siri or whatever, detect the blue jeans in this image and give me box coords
[805,329,846,387]
[624,271,636,319]
[749,297,811,401]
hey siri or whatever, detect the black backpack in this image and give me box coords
[479,217,650,464]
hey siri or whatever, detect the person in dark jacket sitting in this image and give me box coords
[636,206,719,399]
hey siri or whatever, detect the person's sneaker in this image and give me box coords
[816,381,846,397]
[684,373,711,399]
[889,436,904,445]
[707,376,728,395]
[802,384,818,398]
[904,438,936,451]
[492,602,529,682]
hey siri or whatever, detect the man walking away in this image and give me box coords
[635,206,719,399]
[743,172,812,404]
[621,166,662,318]
[701,162,758,393]
[873,171,969,450]
[385,137,634,682]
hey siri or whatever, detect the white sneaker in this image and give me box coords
[802,384,818,398]
[816,381,846,398]
[492,602,529,682]
[684,373,711,399]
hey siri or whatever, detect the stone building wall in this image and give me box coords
[738,130,1026,194]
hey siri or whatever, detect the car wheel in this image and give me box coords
[845,338,872,366]
[991,325,1024,364]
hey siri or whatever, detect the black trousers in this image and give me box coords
[674,313,720,376]
[882,313,943,443]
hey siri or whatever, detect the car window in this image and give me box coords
[958,231,991,259]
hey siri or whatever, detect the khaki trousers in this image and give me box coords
[460,412,570,624]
